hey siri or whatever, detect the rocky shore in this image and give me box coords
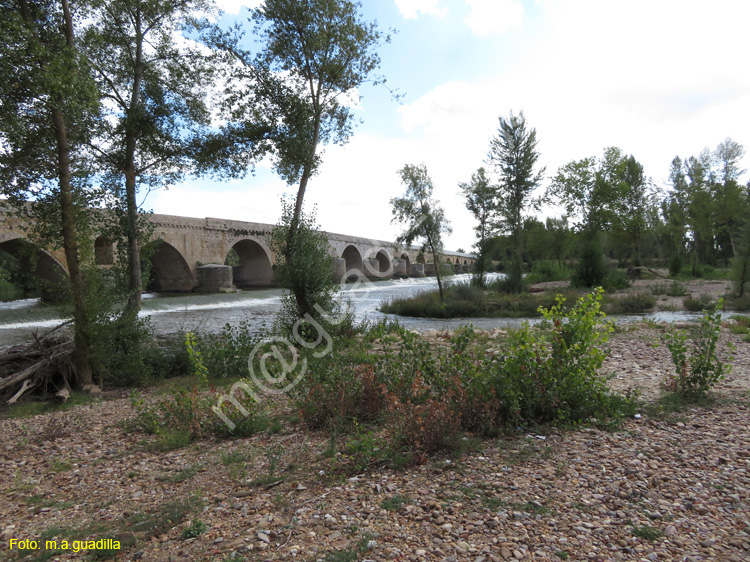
[1,324,748,562]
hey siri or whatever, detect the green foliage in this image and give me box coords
[181,519,207,539]
[298,291,633,466]
[667,280,688,297]
[459,167,497,286]
[498,289,631,425]
[662,301,733,398]
[631,525,664,541]
[525,260,569,284]
[602,269,631,292]
[185,332,209,383]
[271,201,339,338]
[571,239,607,288]
[731,224,750,297]
[188,321,263,380]
[604,293,655,314]
[683,294,715,312]
[129,385,266,442]
[380,283,580,318]
[380,495,409,511]
[669,254,683,278]
[488,110,545,293]
[391,163,452,301]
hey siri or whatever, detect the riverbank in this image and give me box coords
[1,323,749,562]
[381,274,747,318]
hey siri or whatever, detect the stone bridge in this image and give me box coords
[0,208,475,293]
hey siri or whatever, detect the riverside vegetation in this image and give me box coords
[1,289,745,561]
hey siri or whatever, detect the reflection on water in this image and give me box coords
[0,274,702,348]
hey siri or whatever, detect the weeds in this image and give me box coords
[380,495,409,511]
[180,519,207,539]
[683,294,715,312]
[631,525,664,541]
[662,301,733,399]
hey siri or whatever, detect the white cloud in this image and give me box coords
[394,0,448,19]
[463,0,523,37]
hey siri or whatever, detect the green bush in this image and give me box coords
[604,293,655,314]
[683,294,715,312]
[669,255,683,278]
[495,289,633,425]
[526,260,569,284]
[728,294,750,311]
[662,301,733,398]
[571,239,606,288]
[188,321,262,380]
[667,280,688,297]
[130,385,267,442]
[0,279,23,301]
[602,269,631,292]
[297,294,634,465]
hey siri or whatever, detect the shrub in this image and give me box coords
[604,293,655,314]
[662,301,733,398]
[526,260,569,284]
[296,362,386,430]
[602,269,631,292]
[683,294,715,312]
[649,282,669,295]
[494,289,632,425]
[130,385,267,441]
[189,321,263,380]
[728,294,750,311]
[271,201,339,339]
[181,519,207,539]
[571,239,606,288]
[669,255,683,278]
[666,280,688,297]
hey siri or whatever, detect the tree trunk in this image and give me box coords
[52,0,93,386]
[122,18,145,318]
[123,165,142,316]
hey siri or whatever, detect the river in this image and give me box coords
[0,274,700,348]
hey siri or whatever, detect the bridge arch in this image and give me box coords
[399,252,411,269]
[145,241,193,292]
[341,245,363,277]
[94,236,114,266]
[0,237,68,300]
[227,238,273,287]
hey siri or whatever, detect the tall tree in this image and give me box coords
[459,167,496,286]
[83,0,217,316]
[488,110,544,291]
[711,138,746,262]
[608,154,655,267]
[213,0,390,318]
[0,0,99,385]
[391,164,451,302]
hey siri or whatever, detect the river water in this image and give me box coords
[0,274,700,348]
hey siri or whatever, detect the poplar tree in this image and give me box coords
[83,0,217,316]
[0,0,99,385]
[488,111,544,292]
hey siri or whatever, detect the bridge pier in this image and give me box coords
[195,264,236,293]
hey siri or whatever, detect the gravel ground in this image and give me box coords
[1,324,749,562]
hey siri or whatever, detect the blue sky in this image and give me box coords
[150,0,750,252]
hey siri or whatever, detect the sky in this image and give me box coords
[148,0,750,253]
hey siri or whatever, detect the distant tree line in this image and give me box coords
[459,111,749,297]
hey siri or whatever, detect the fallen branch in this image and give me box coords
[7,379,35,404]
[0,359,49,394]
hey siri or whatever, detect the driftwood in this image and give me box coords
[0,321,75,403]
[627,266,669,279]
[0,359,50,394]
[7,379,35,405]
